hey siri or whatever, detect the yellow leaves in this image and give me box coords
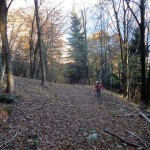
[23,42,30,51]
[88,31,109,41]
[17,35,30,53]
[88,31,102,41]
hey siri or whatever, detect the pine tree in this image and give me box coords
[129,28,140,56]
[67,11,86,83]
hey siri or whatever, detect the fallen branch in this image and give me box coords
[139,112,150,123]
[146,121,150,136]
[126,130,150,149]
[135,108,150,137]
[104,130,143,148]
[115,114,139,117]
[135,108,150,123]
[0,132,18,148]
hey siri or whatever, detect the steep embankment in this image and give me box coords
[0,77,150,149]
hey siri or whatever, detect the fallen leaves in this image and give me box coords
[0,109,9,125]
[0,76,150,149]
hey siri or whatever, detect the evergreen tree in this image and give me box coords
[129,28,140,56]
[67,11,86,83]
[129,28,141,99]
[129,27,148,103]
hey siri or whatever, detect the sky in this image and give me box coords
[9,0,99,35]
[9,0,150,40]
[10,0,98,11]
[10,0,33,9]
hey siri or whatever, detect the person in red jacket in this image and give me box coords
[95,81,103,99]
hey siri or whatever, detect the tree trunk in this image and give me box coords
[0,51,2,80]
[140,0,147,105]
[44,47,50,81]
[100,21,103,81]
[32,41,39,78]
[81,10,90,84]
[146,65,150,105]
[50,51,54,82]
[34,0,45,86]
[112,0,127,97]
[29,12,35,79]
[0,0,14,94]
[123,1,131,100]
[49,22,54,82]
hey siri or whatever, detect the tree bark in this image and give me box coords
[123,0,131,100]
[29,12,35,79]
[0,51,2,80]
[140,0,147,105]
[146,65,150,105]
[81,9,90,84]
[0,0,14,94]
[49,22,54,82]
[32,41,39,78]
[34,0,45,86]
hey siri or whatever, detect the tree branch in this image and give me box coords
[130,0,140,7]
[104,130,142,148]
[126,130,150,149]
[41,1,64,28]
[7,0,14,9]
[117,0,121,13]
[139,111,150,123]
[102,5,118,32]
[115,113,139,117]
[0,132,18,148]
[124,0,140,27]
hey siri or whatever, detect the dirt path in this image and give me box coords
[0,77,150,149]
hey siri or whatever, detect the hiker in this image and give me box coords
[95,81,103,99]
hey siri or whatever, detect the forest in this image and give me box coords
[0,0,150,149]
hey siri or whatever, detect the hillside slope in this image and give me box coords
[0,77,150,149]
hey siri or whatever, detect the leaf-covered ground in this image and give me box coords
[0,77,150,149]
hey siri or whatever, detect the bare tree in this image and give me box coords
[41,4,67,82]
[81,8,91,84]
[34,0,45,86]
[0,0,14,94]
[111,0,127,97]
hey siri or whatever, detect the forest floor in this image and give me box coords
[0,76,150,150]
